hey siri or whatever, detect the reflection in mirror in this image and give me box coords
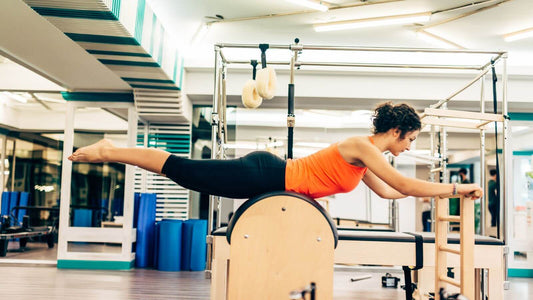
[70,133,125,228]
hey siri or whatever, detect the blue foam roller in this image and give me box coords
[17,192,29,223]
[1,192,9,216]
[157,219,183,271]
[181,219,208,271]
[72,209,93,227]
[135,193,157,268]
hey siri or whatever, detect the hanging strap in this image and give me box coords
[490,60,501,239]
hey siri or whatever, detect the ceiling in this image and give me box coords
[147,0,533,73]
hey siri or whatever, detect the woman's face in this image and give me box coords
[391,129,419,156]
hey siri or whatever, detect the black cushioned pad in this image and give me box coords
[417,232,504,245]
[213,228,503,245]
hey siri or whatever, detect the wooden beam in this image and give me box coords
[423,108,504,122]
[422,116,483,129]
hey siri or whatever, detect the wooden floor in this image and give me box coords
[0,242,531,299]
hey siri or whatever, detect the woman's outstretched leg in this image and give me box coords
[68,139,171,175]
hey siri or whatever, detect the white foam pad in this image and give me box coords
[255,66,277,100]
[241,79,262,109]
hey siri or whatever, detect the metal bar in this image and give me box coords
[216,43,505,55]
[430,125,437,232]
[433,67,491,108]
[479,53,505,70]
[501,54,510,288]
[299,61,481,70]
[480,74,486,237]
[208,49,220,235]
[225,60,482,70]
[10,139,15,191]
[0,136,4,194]
[225,60,290,66]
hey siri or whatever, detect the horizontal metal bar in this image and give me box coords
[439,276,461,287]
[439,246,461,255]
[216,43,506,55]
[224,60,290,65]
[439,216,461,222]
[215,43,291,50]
[298,62,481,70]
[224,60,481,70]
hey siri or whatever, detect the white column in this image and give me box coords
[57,101,75,260]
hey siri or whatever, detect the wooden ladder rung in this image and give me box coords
[439,216,460,222]
[439,276,461,288]
[439,246,460,255]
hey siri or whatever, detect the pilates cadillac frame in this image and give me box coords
[207,42,509,298]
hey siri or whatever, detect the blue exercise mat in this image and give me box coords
[135,193,157,268]
[157,219,183,271]
[181,219,207,271]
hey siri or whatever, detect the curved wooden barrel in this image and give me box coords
[226,191,337,300]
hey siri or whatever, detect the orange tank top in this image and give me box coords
[285,142,368,198]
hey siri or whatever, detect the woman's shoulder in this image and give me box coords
[337,136,375,163]
[338,136,372,148]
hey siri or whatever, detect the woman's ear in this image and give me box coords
[392,128,401,137]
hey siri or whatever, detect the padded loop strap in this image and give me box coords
[404,232,423,270]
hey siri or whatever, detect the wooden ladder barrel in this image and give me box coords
[225,191,338,300]
[435,193,477,300]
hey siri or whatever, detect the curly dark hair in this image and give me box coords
[372,102,421,138]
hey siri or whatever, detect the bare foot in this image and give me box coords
[68,139,115,163]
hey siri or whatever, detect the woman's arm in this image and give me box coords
[362,170,407,199]
[339,137,482,199]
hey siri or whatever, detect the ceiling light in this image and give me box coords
[416,29,465,49]
[1,92,29,103]
[314,12,431,32]
[503,27,533,42]
[286,0,328,12]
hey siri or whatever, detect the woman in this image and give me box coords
[68,102,482,200]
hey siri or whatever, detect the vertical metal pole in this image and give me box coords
[209,47,220,235]
[480,75,486,236]
[287,53,296,159]
[429,125,436,232]
[215,63,226,229]
[0,136,5,193]
[441,103,449,185]
[206,47,221,279]
[479,74,488,300]
[391,156,399,231]
[501,54,511,289]
[10,140,16,191]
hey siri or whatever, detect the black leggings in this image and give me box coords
[161,151,286,199]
